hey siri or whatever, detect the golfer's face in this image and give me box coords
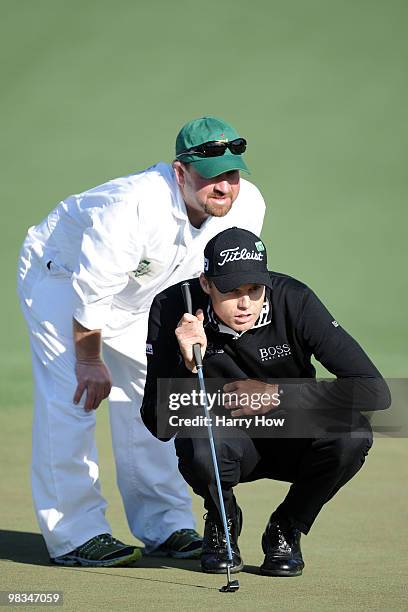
[208,283,265,332]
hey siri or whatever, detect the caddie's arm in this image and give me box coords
[175,309,207,373]
[72,318,112,412]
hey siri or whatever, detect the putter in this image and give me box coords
[181,282,240,593]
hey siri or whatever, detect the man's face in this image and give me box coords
[200,275,265,332]
[173,162,240,226]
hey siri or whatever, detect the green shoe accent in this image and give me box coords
[147,529,202,559]
[51,534,142,567]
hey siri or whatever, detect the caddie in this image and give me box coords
[17,117,266,566]
[141,227,390,576]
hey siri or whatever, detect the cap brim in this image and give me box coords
[211,271,272,293]
[190,154,250,178]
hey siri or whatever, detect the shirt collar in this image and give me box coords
[205,290,272,339]
[174,181,189,220]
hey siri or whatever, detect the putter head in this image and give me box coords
[219,562,240,592]
[219,579,240,593]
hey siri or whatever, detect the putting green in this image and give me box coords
[1,0,407,609]
[1,408,407,610]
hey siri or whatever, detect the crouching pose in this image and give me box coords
[141,227,390,576]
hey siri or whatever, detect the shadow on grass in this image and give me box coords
[0,530,49,566]
[0,530,265,589]
[0,530,221,590]
[0,530,202,572]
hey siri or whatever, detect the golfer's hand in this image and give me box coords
[73,359,112,412]
[223,380,280,417]
[175,309,207,372]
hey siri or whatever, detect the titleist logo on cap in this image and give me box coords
[218,247,264,267]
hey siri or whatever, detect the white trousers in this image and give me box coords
[17,238,194,558]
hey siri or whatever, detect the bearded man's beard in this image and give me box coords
[203,201,233,217]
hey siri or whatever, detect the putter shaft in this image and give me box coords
[181,282,240,593]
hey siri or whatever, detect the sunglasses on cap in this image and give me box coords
[176,138,247,158]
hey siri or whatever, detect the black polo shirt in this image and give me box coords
[141,272,390,439]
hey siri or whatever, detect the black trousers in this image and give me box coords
[175,423,373,534]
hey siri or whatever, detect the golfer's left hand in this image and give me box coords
[223,379,280,417]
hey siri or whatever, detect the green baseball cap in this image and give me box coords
[175,116,250,178]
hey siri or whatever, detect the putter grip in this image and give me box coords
[181,282,203,368]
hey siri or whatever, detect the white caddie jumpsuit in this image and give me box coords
[17,162,265,557]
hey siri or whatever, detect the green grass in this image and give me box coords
[1,407,407,611]
[1,0,407,609]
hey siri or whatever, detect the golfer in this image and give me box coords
[17,117,265,566]
[141,227,390,576]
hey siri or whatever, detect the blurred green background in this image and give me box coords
[1,0,407,610]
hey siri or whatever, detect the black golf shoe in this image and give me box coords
[260,516,304,577]
[201,504,243,574]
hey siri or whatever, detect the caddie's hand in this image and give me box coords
[175,309,207,372]
[223,379,280,417]
[73,359,112,412]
